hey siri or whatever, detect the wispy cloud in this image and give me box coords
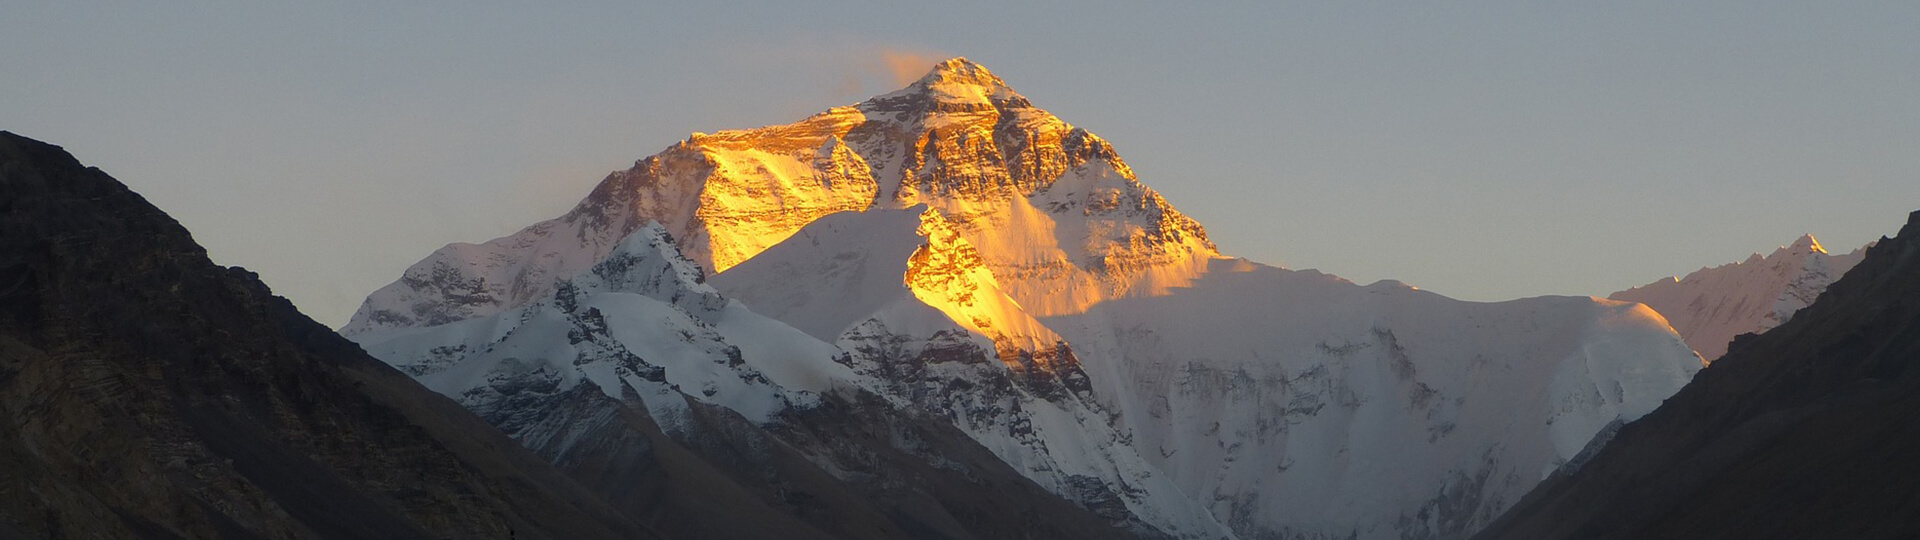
[834,47,948,95]
[720,38,947,96]
[876,48,944,86]
[703,39,951,119]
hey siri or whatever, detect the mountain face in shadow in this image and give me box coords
[357,221,1137,540]
[1609,234,1870,363]
[1474,210,1920,540]
[0,130,1132,540]
[349,58,1704,539]
[0,131,659,539]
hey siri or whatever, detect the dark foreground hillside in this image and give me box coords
[0,130,1138,540]
[1476,209,1920,540]
[0,131,657,539]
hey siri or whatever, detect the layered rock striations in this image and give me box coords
[344,58,1211,337]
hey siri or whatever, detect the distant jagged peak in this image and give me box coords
[1695,234,1835,275]
[1610,232,1874,362]
[1774,233,1828,257]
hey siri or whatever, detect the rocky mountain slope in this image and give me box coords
[342,58,1212,337]
[0,131,657,539]
[1610,234,1869,362]
[712,203,1701,540]
[349,58,1703,540]
[1474,210,1920,540]
[364,220,1141,539]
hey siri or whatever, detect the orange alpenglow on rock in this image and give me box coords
[345,57,1214,337]
[346,58,1706,540]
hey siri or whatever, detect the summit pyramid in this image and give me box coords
[347,59,1702,540]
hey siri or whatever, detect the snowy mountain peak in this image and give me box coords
[878,57,1020,106]
[1610,234,1870,362]
[344,57,1213,335]
[866,59,1029,117]
[574,221,727,316]
[1778,233,1827,256]
[588,221,709,289]
[347,59,1705,540]
[918,57,1004,87]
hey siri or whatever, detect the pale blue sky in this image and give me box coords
[5,2,1917,327]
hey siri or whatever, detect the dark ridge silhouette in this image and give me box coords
[0,129,1135,539]
[1475,209,1920,540]
[0,131,656,539]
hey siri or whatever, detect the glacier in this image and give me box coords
[347,57,1702,540]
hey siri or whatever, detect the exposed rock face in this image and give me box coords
[347,58,1704,540]
[343,57,1213,336]
[0,131,654,540]
[1610,234,1871,362]
[358,221,1140,539]
[1474,211,1920,540]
